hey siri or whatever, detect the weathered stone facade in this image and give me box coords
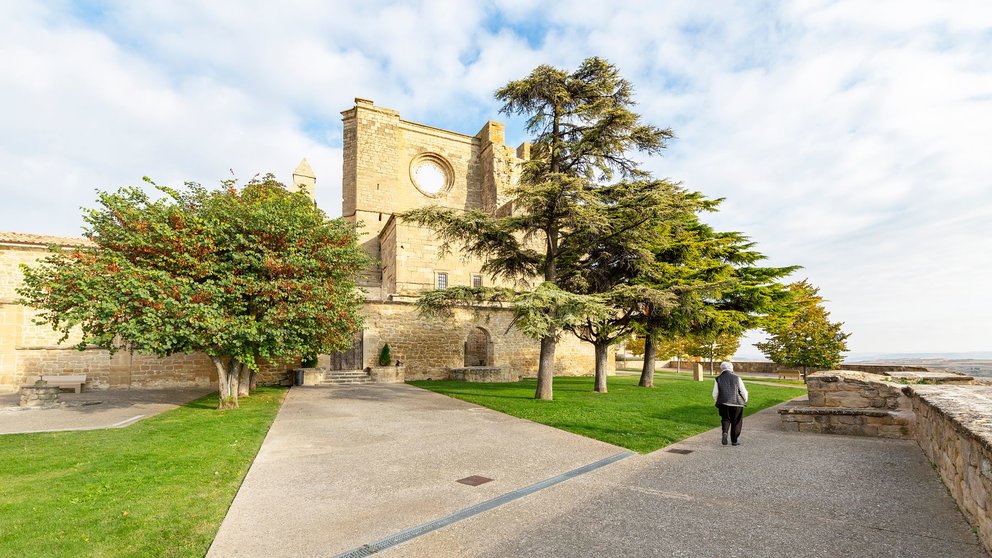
[336,98,607,379]
[0,98,609,391]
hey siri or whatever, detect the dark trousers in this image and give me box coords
[717,404,744,443]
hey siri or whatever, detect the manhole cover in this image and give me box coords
[456,475,493,486]
[666,448,693,455]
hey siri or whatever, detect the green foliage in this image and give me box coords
[410,376,805,454]
[625,337,646,357]
[755,280,851,372]
[18,175,370,406]
[0,388,285,556]
[378,343,392,366]
[415,283,610,341]
[635,218,798,346]
[301,353,318,368]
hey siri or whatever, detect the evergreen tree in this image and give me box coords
[634,220,797,386]
[403,57,671,400]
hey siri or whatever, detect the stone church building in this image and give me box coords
[0,99,604,392]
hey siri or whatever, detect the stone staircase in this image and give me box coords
[320,369,372,386]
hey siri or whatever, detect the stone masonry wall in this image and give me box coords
[779,371,915,439]
[361,301,606,380]
[909,384,992,554]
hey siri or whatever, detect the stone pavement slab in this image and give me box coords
[382,404,986,558]
[207,383,626,558]
[0,388,213,434]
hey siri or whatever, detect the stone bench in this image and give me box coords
[777,370,803,380]
[23,375,87,393]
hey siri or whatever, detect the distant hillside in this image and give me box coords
[845,351,992,362]
[731,351,992,378]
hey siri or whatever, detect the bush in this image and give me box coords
[378,344,392,366]
[301,353,318,368]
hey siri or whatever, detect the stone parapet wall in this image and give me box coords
[909,384,992,554]
[805,371,909,410]
[780,371,915,438]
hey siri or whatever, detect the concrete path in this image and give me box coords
[207,384,627,558]
[0,388,212,434]
[211,384,986,558]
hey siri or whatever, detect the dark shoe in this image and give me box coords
[721,432,728,446]
[732,441,742,446]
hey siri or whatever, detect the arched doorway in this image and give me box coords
[464,327,492,367]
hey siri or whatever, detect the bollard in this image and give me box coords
[693,363,705,381]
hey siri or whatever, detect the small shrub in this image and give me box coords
[379,344,392,366]
[301,353,318,368]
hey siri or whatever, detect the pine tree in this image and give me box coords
[403,57,671,400]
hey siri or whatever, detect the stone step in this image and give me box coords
[321,379,372,385]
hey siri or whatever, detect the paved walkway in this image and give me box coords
[0,388,212,434]
[210,383,986,558]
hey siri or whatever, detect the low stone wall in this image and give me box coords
[909,384,992,554]
[779,371,915,438]
[369,365,404,383]
[448,367,518,383]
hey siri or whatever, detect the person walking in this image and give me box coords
[713,361,748,446]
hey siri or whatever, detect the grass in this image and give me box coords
[410,375,805,454]
[0,387,286,558]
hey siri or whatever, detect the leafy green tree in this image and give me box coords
[756,280,850,377]
[625,337,645,357]
[18,176,370,408]
[685,331,742,374]
[652,335,690,373]
[403,57,671,400]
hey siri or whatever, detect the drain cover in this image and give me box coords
[666,448,693,455]
[456,475,493,486]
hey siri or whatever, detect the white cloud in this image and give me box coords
[0,0,989,354]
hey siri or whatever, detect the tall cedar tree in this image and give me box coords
[560,179,711,392]
[403,58,671,400]
[755,280,851,377]
[634,220,798,387]
[18,176,370,408]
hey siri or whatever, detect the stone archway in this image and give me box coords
[464,327,492,367]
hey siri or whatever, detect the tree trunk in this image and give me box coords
[249,371,257,391]
[676,355,681,373]
[535,335,556,400]
[237,362,250,398]
[594,341,609,393]
[639,334,656,388]
[211,356,239,410]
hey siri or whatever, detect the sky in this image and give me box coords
[2,1,990,356]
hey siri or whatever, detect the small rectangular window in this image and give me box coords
[472,274,483,288]
[437,272,448,289]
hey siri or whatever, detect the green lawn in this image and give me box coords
[410,375,805,453]
[0,387,286,558]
